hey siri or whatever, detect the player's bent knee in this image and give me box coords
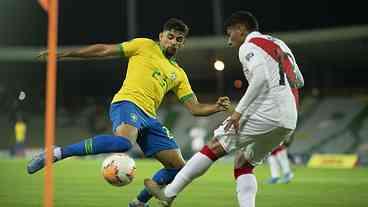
[155,149,185,169]
[234,153,255,179]
[206,138,226,156]
[168,157,185,169]
[234,151,248,169]
[200,140,226,161]
[234,165,254,179]
[114,124,138,143]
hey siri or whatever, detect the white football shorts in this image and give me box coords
[214,122,293,166]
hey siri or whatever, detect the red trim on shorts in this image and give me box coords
[234,165,254,179]
[271,145,285,155]
[200,145,218,161]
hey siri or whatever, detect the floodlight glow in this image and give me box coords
[18,91,26,101]
[214,60,225,71]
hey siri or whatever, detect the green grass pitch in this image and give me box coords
[0,158,367,207]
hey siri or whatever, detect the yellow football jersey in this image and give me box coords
[112,38,194,117]
[15,121,27,143]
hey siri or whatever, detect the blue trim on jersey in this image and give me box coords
[109,101,178,157]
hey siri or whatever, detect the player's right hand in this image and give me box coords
[216,96,231,111]
[224,111,241,134]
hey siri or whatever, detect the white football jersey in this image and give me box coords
[236,31,301,132]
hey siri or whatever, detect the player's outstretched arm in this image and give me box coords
[183,95,231,116]
[38,44,121,61]
[225,64,268,133]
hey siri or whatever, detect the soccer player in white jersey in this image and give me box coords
[144,11,304,207]
[267,46,303,185]
[267,136,295,184]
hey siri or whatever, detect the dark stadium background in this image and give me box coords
[0,0,367,156]
[0,1,368,207]
[1,1,367,98]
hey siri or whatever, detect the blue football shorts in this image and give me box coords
[109,101,178,157]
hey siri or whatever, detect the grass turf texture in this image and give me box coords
[0,158,367,207]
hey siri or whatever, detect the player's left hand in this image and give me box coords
[224,111,241,133]
[216,96,231,111]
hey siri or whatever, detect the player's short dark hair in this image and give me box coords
[224,11,259,32]
[163,18,189,36]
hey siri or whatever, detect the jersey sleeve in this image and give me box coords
[239,43,266,71]
[119,38,154,58]
[172,70,194,103]
[289,60,304,88]
[277,40,304,88]
[235,62,268,114]
[235,44,268,114]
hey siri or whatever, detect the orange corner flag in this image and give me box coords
[38,0,49,12]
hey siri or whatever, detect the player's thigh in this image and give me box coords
[213,123,242,154]
[136,120,180,159]
[234,150,250,169]
[206,138,227,157]
[154,149,186,169]
[114,123,138,142]
[109,101,147,142]
[240,127,293,166]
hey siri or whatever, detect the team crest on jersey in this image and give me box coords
[130,113,138,123]
[244,69,250,75]
[245,52,254,61]
[168,72,176,81]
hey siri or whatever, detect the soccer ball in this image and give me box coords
[101,154,136,187]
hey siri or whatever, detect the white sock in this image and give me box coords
[236,174,257,207]
[268,155,280,178]
[277,149,291,175]
[53,147,62,160]
[164,152,214,197]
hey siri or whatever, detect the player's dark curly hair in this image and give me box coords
[163,18,189,36]
[224,11,259,32]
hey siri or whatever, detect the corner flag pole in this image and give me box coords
[43,0,58,207]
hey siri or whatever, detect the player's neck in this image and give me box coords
[164,51,175,60]
[158,42,176,61]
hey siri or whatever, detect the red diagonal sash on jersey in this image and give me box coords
[248,37,300,107]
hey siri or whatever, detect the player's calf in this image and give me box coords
[204,138,227,159]
[144,179,174,207]
[234,157,257,207]
[27,134,133,174]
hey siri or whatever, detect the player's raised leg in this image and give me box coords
[267,146,283,184]
[277,148,294,183]
[131,149,184,207]
[27,101,140,174]
[144,138,227,206]
[131,168,180,207]
[27,124,135,174]
[129,121,185,207]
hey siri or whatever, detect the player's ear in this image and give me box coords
[180,38,186,46]
[238,24,248,38]
[238,24,246,35]
[159,32,163,41]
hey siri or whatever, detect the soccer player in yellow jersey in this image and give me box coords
[28,18,231,207]
[14,115,27,157]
